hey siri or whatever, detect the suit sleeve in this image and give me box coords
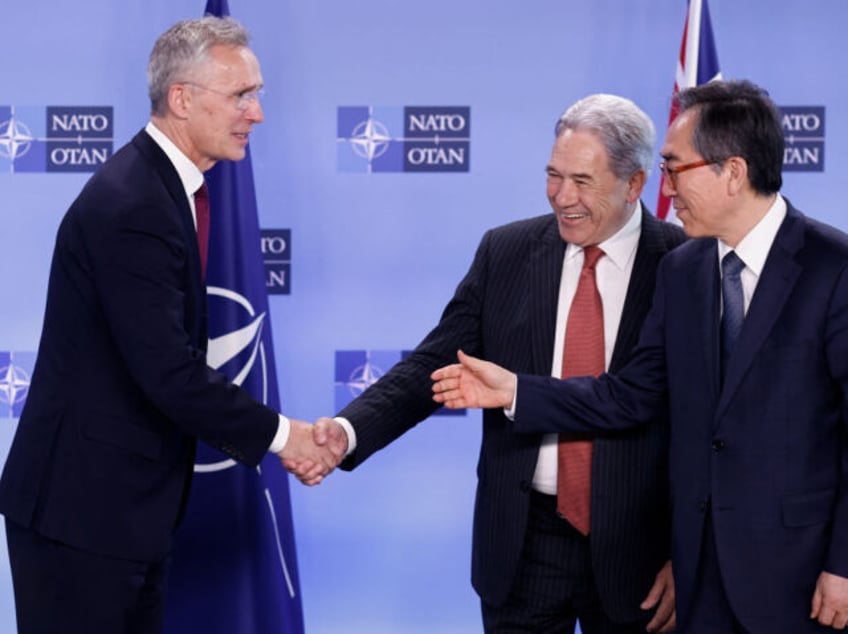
[338,230,494,468]
[74,186,276,465]
[514,257,670,435]
[824,263,848,576]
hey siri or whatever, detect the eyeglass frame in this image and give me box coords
[182,81,265,111]
[658,158,718,189]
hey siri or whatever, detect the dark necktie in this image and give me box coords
[194,181,210,280]
[557,245,605,535]
[720,251,746,376]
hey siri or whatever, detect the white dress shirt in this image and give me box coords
[531,203,643,494]
[716,195,787,315]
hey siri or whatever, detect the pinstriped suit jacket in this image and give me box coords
[339,208,685,621]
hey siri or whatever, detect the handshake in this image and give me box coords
[276,417,350,486]
[277,351,514,486]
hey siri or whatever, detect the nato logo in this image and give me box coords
[0,105,113,174]
[0,351,36,418]
[337,106,470,173]
[261,229,291,295]
[196,286,273,472]
[780,106,825,172]
[335,350,465,416]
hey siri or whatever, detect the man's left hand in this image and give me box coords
[811,570,848,629]
[641,560,676,633]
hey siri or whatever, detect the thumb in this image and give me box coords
[457,349,479,370]
[811,584,822,619]
[313,418,330,445]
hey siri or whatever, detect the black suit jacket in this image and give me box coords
[339,209,685,621]
[0,130,278,563]
[516,202,848,631]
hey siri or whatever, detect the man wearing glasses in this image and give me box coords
[433,80,848,632]
[0,17,329,634]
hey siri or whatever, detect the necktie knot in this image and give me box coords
[581,245,604,271]
[722,250,745,279]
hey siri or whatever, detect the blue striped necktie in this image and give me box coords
[720,251,746,377]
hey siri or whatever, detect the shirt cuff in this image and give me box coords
[333,417,357,457]
[504,384,517,420]
[267,414,291,454]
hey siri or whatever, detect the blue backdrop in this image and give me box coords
[2,1,847,632]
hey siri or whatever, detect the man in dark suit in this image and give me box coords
[0,17,331,634]
[433,80,848,632]
[294,94,684,632]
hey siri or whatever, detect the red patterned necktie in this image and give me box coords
[194,181,210,280]
[557,244,605,535]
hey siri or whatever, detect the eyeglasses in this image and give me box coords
[658,159,715,188]
[183,82,265,111]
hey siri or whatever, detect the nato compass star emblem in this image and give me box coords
[345,357,384,397]
[0,361,31,415]
[0,112,33,163]
[195,286,270,473]
[349,118,392,162]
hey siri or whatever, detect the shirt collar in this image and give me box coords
[145,121,205,198]
[565,200,642,271]
[717,194,787,276]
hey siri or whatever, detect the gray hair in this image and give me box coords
[554,94,655,180]
[147,16,250,116]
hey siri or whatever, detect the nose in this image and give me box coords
[245,99,264,124]
[551,178,578,208]
[660,174,676,198]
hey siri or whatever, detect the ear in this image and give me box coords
[625,169,646,203]
[167,83,192,120]
[724,156,749,196]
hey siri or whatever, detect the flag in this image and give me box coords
[656,0,721,221]
[162,1,305,631]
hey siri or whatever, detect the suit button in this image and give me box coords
[712,439,725,451]
[519,480,532,493]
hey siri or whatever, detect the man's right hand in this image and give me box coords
[432,350,517,410]
[281,418,348,486]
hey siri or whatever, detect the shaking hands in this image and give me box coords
[278,418,349,486]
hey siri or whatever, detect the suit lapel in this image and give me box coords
[716,208,804,418]
[528,218,566,376]
[131,129,208,348]
[611,210,665,372]
[688,239,723,406]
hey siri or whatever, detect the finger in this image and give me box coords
[832,612,848,630]
[283,459,315,475]
[658,614,676,633]
[431,364,461,381]
[640,580,662,610]
[818,606,836,627]
[645,598,674,632]
[812,586,823,619]
[313,421,328,445]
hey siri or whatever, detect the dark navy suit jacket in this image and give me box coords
[339,209,685,621]
[0,130,278,563]
[516,202,848,631]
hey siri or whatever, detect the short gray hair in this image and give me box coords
[147,16,250,116]
[554,94,655,180]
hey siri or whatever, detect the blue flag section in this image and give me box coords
[162,1,304,631]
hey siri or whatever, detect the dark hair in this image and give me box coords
[675,79,783,194]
